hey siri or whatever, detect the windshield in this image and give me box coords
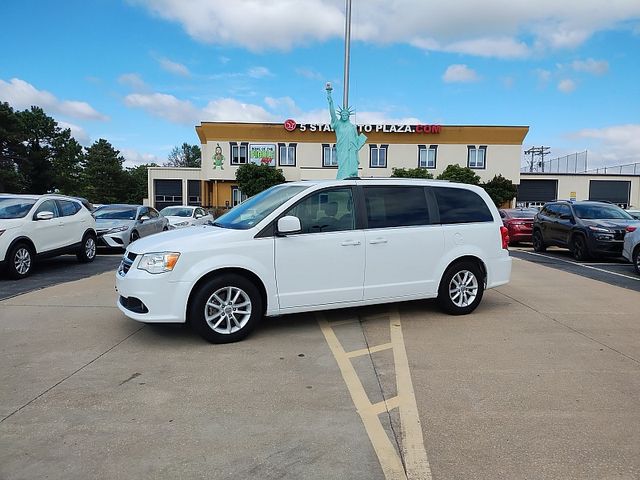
[573,204,633,220]
[160,207,193,217]
[214,184,309,229]
[0,198,37,219]
[94,207,137,220]
[506,209,538,218]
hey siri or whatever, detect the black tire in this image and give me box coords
[437,261,484,315]
[189,273,263,343]
[571,234,590,261]
[162,226,169,231]
[77,233,97,263]
[6,243,34,279]
[633,247,640,275]
[130,230,140,243]
[532,230,546,252]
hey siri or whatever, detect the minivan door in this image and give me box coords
[362,186,444,300]
[275,187,365,309]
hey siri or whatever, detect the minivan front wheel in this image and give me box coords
[437,262,484,315]
[190,274,263,343]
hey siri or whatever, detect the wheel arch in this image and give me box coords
[82,228,97,239]
[186,267,268,324]
[6,236,37,259]
[439,255,487,290]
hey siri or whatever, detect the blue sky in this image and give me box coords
[1,0,639,170]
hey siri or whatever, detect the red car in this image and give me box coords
[499,208,538,245]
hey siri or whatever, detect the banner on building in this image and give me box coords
[249,144,276,166]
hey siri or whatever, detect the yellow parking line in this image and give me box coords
[346,342,394,358]
[390,309,433,480]
[367,395,400,415]
[317,313,407,480]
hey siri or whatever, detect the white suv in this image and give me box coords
[116,179,511,343]
[0,194,97,279]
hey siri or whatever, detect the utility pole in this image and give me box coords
[523,146,551,172]
[343,0,352,110]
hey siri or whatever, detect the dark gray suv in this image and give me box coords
[532,201,640,260]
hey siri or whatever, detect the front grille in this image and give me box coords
[613,229,626,241]
[118,252,137,276]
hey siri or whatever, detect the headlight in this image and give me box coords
[137,252,180,274]
[588,226,612,233]
[107,225,129,233]
[174,221,189,227]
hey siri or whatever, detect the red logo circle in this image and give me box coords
[284,119,297,131]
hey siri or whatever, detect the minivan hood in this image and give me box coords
[128,225,238,254]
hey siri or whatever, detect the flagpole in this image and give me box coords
[343,0,352,110]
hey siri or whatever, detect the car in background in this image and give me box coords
[159,205,213,229]
[0,194,97,279]
[625,209,640,220]
[533,200,640,260]
[622,225,640,274]
[94,204,168,249]
[499,208,538,245]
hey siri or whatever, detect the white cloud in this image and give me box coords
[247,66,273,78]
[0,78,108,121]
[571,58,609,75]
[442,64,480,83]
[124,92,200,124]
[157,57,191,76]
[201,98,276,122]
[264,96,300,114]
[118,73,148,91]
[57,121,91,145]
[130,0,640,58]
[557,78,576,93]
[120,148,162,168]
[570,124,640,169]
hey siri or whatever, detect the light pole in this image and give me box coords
[342,0,352,110]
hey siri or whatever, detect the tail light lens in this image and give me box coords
[500,226,509,249]
[627,226,637,232]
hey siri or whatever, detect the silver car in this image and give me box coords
[622,225,640,274]
[159,205,214,229]
[94,205,168,249]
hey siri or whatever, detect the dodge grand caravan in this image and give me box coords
[116,179,511,343]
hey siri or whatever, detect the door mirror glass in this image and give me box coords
[195,213,203,219]
[277,215,302,235]
[139,215,150,222]
[36,211,54,221]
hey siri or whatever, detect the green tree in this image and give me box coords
[436,164,481,185]
[235,163,286,198]
[82,139,126,203]
[124,163,158,204]
[390,167,433,179]
[16,107,57,194]
[482,174,517,207]
[51,128,84,195]
[165,143,201,168]
[0,102,25,192]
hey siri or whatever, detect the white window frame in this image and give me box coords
[231,142,248,165]
[323,144,338,167]
[467,145,487,169]
[369,144,388,168]
[418,145,437,169]
[278,143,296,166]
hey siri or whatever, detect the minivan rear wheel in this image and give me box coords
[189,274,263,343]
[437,261,484,315]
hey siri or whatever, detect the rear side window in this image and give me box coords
[433,187,493,224]
[57,200,81,216]
[364,186,430,228]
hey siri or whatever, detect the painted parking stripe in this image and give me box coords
[517,250,640,281]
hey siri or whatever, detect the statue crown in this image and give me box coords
[337,106,355,116]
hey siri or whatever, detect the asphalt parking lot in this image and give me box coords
[1,256,640,480]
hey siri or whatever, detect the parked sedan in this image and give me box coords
[94,205,168,249]
[622,225,640,274]
[499,208,538,245]
[159,206,213,229]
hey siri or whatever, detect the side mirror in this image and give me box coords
[277,215,302,236]
[139,215,150,222]
[559,214,572,221]
[195,213,203,219]
[36,211,54,221]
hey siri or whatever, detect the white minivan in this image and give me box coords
[115,179,511,343]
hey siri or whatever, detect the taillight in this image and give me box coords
[500,226,509,249]
[627,226,637,232]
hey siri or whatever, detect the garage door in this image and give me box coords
[187,180,201,206]
[516,179,558,207]
[589,180,631,208]
[154,179,183,210]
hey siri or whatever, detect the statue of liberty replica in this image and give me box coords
[326,82,367,179]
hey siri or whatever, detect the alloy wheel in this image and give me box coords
[85,237,96,259]
[14,247,31,275]
[204,286,253,334]
[448,270,478,308]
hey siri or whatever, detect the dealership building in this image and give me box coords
[146,120,639,211]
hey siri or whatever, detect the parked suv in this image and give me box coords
[532,200,640,260]
[622,225,640,274]
[0,194,97,279]
[115,179,511,343]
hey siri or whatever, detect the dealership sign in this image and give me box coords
[249,144,276,166]
[283,119,441,134]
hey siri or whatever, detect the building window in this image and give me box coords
[369,144,388,168]
[278,143,297,166]
[230,142,249,165]
[231,186,247,207]
[418,145,437,169]
[323,144,337,167]
[467,145,487,169]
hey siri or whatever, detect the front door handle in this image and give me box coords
[369,238,388,245]
[340,240,361,246]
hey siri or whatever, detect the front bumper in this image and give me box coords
[98,230,130,248]
[586,236,624,256]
